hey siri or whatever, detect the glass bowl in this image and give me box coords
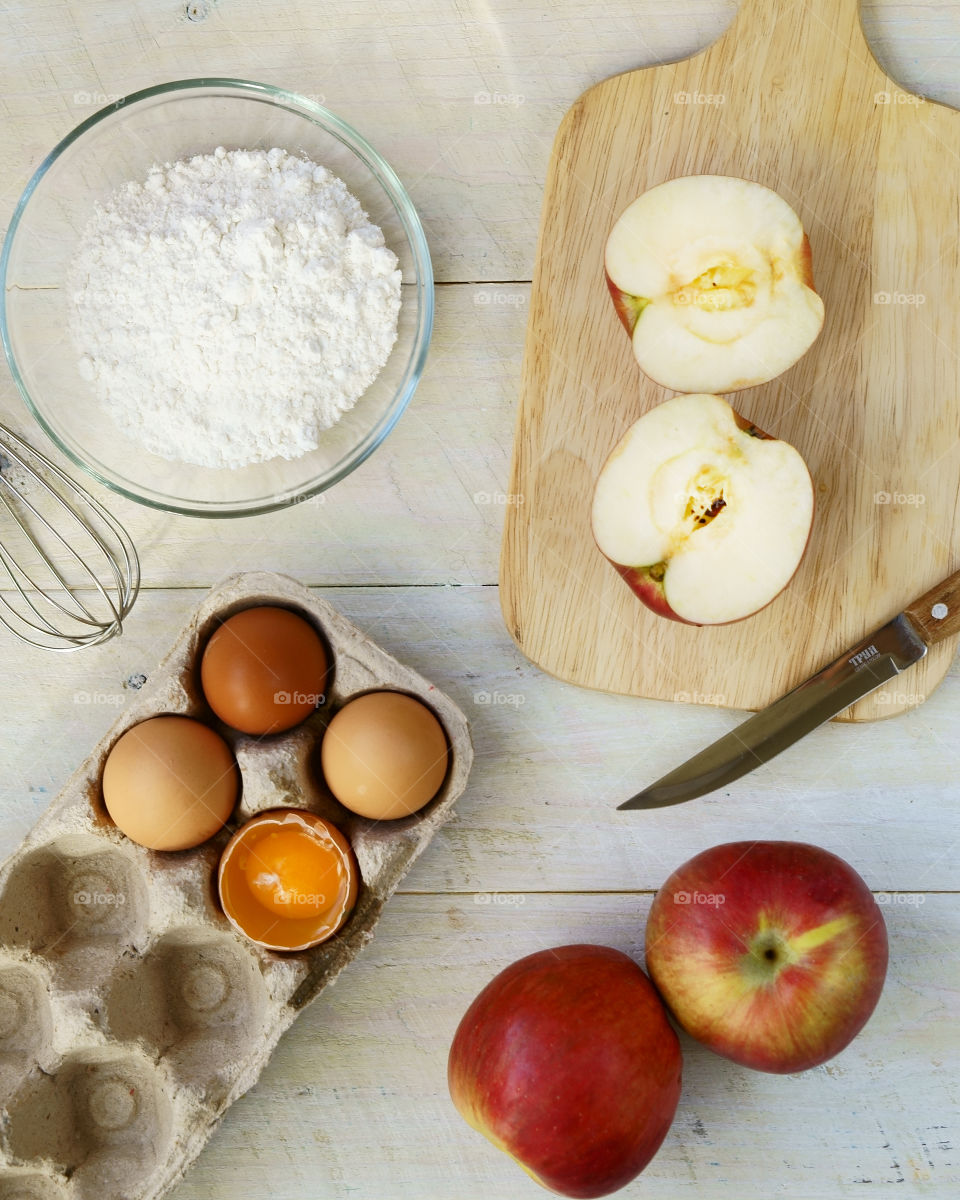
[0,79,433,517]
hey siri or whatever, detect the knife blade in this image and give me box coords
[619,565,960,810]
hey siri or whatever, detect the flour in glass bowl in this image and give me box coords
[69,146,402,469]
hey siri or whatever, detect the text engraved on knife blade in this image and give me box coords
[849,644,879,668]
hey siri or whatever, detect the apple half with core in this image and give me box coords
[447,945,682,1199]
[645,841,888,1074]
[591,392,814,625]
[605,175,825,393]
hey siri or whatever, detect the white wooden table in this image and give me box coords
[2,3,959,1197]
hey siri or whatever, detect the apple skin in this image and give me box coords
[447,944,682,1198]
[612,563,698,626]
[606,233,817,342]
[645,842,888,1074]
[606,281,649,339]
[797,232,816,293]
[612,513,815,627]
[595,410,813,627]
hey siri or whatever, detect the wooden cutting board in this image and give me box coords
[501,0,960,720]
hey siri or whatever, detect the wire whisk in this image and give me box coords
[0,422,139,652]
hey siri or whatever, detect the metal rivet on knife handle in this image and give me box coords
[903,566,960,645]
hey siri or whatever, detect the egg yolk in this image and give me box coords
[218,810,359,952]
[241,827,343,920]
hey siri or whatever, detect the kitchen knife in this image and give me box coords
[619,566,960,810]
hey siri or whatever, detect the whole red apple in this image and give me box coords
[447,944,682,1198]
[645,842,888,1074]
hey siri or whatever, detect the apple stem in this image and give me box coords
[741,929,794,985]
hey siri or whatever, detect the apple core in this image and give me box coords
[592,393,814,624]
[605,175,825,392]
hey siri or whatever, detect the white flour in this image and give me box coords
[69,146,402,469]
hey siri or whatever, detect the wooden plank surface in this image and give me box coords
[1,3,959,1199]
[2,586,957,893]
[501,0,960,720]
[183,892,960,1200]
[0,284,526,589]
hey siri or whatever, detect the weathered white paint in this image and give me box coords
[1,3,958,1197]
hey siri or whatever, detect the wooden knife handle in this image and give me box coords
[904,566,960,644]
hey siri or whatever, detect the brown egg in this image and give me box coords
[320,691,449,820]
[102,715,239,851]
[200,606,329,735]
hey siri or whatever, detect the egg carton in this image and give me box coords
[0,571,473,1200]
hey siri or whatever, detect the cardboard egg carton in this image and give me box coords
[0,571,473,1200]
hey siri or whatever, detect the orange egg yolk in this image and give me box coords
[219,810,359,952]
[241,827,345,920]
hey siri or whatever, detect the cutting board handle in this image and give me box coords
[722,0,866,50]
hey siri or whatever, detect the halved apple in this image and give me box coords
[605,176,825,393]
[591,393,814,625]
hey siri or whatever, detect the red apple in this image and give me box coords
[605,175,824,393]
[447,944,682,1198]
[645,842,888,1074]
[591,392,814,624]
